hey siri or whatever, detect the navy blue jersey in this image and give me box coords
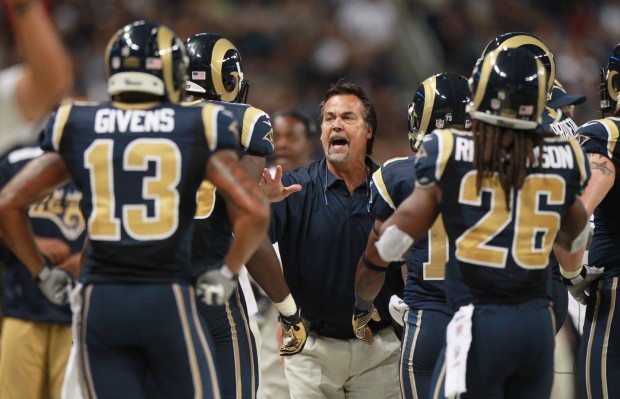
[189,100,273,272]
[415,129,589,308]
[0,146,86,323]
[372,156,450,313]
[41,101,239,283]
[576,118,620,275]
[270,158,396,330]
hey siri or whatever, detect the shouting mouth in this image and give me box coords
[329,135,350,152]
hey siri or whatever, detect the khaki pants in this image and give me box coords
[284,327,401,399]
[0,317,72,399]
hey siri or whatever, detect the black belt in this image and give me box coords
[309,321,386,340]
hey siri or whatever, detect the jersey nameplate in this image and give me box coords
[94,108,175,133]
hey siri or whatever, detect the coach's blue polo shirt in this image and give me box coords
[270,157,397,332]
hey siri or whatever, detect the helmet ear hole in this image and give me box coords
[612,74,620,93]
[223,75,237,92]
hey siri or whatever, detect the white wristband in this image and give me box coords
[36,264,51,281]
[375,225,414,262]
[219,264,237,280]
[274,293,297,317]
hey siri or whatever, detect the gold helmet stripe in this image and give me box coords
[498,35,555,92]
[211,38,240,102]
[419,76,436,134]
[535,58,546,123]
[472,49,500,112]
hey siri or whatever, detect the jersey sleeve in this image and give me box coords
[240,107,274,157]
[415,132,441,188]
[371,167,396,220]
[41,104,73,152]
[201,104,240,153]
[576,119,620,160]
[415,129,455,189]
[371,157,415,221]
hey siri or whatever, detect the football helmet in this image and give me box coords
[105,20,188,103]
[184,33,249,103]
[600,42,620,116]
[478,32,555,100]
[469,47,546,130]
[407,72,471,152]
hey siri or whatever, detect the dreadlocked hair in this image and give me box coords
[472,120,545,210]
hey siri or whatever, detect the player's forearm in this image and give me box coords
[11,0,73,119]
[354,260,387,302]
[554,243,585,273]
[0,206,46,276]
[355,227,389,301]
[245,235,290,303]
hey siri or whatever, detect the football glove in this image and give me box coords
[196,264,238,306]
[561,264,604,305]
[279,306,308,356]
[36,264,73,306]
[352,304,381,345]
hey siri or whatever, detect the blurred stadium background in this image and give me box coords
[1,0,615,164]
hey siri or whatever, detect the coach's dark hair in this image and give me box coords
[273,109,317,139]
[318,79,378,155]
[472,120,545,210]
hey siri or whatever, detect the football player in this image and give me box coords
[0,20,269,399]
[183,32,307,399]
[375,47,590,398]
[556,42,620,399]
[353,72,470,399]
[479,31,581,331]
[0,145,86,399]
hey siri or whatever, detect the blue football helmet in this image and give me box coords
[408,72,472,151]
[478,32,555,101]
[184,33,249,103]
[600,42,620,116]
[469,47,547,130]
[105,20,188,103]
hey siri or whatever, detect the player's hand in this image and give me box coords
[562,264,604,305]
[352,304,381,345]
[260,165,301,203]
[35,237,71,265]
[195,264,238,306]
[278,306,308,356]
[36,264,73,306]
